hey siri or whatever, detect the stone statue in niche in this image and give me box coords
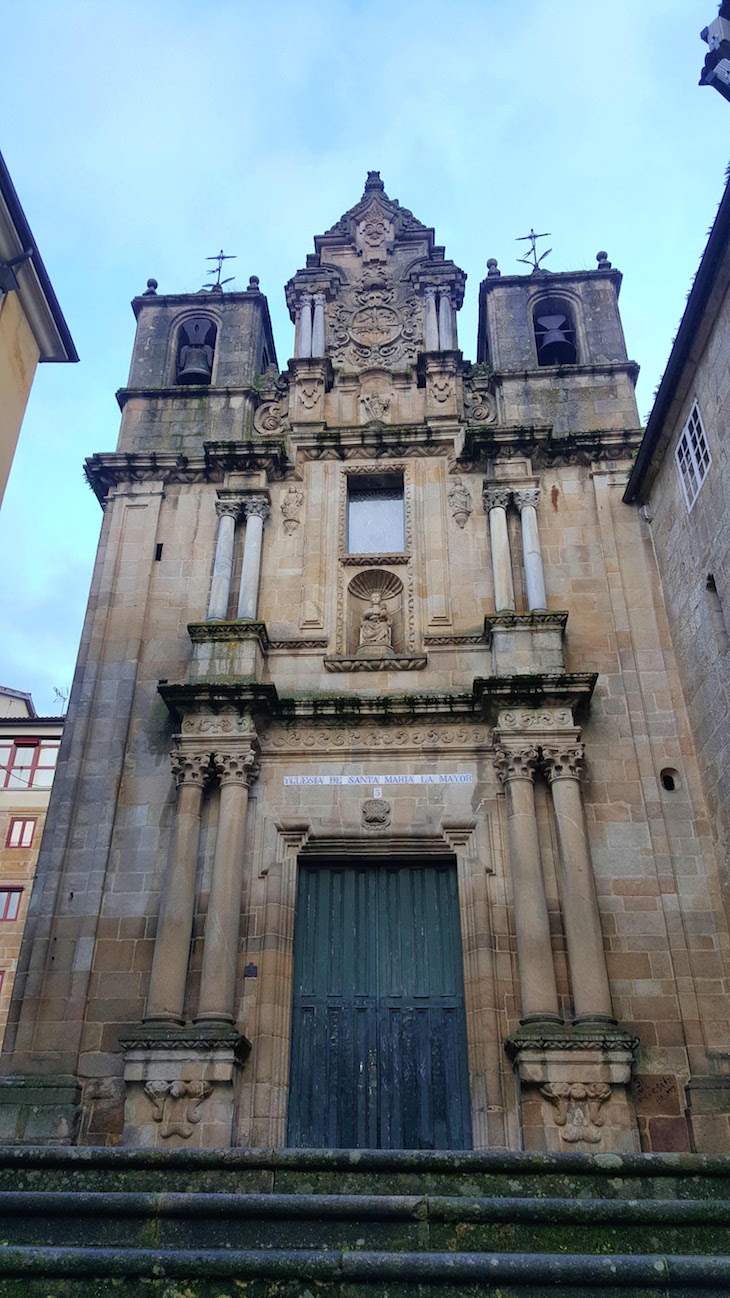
[280,485,304,535]
[357,593,394,657]
[447,476,472,528]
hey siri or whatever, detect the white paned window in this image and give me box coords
[347,474,405,554]
[6,818,36,848]
[675,403,712,511]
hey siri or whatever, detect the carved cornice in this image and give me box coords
[483,611,568,638]
[324,654,427,672]
[474,672,597,721]
[120,1022,251,1060]
[159,682,279,726]
[505,1021,639,1059]
[340,553,411,566]
[424,634,486,647]
[85,443,289,503]
[267,637,329,651]
[461,425,643,471]
[188,620,270,649]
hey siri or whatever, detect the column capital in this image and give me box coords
[214,744,261,788]
[543,743,585,783]
[312,290,327,306]
[242,497,271,524]
[483,485,511,513]
[170,750,211,788]
[423,283,437,300]
[215,498,241,521]
[514,486,541,512]
[299,291,313,306]
[494,744,539,784]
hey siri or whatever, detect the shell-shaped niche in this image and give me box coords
[348,568,403,602]
[347,568,404,655]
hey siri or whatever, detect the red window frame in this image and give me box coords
[0,890,23,921]
[0,740,59,790]
[6,818,36,849]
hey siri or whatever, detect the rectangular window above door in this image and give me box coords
[347,474,405,554]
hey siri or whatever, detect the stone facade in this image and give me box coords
[626,172,730,1146]
[0,689,62,1055]
[1,173,728,1156]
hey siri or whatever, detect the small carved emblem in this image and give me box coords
[144,1079,212,1139]
[360,392,390,423]
[541,1082,612,1144]
[431,377,453,403]
[362,797,392,829]
[281,485,304,535]
[299,383,321,409]
[447,476,472,529]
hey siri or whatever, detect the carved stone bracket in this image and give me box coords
[540,1081,612,1144]
[143,1079,211,1139]
[324,653,427,672]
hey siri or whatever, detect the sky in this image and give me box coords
[0,0,728,715]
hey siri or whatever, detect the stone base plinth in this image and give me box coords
[484,611,568,676]
[686,1075,730,1153]
[187,620,269,681]
[0,1073,81,1144]
[506,1021,640,1154]
[120,1023,251,1149]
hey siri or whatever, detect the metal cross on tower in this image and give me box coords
[516,229,552,273]
[204,250,237,291]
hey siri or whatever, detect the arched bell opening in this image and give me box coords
[346,568,404,657]
[175,316,218,385]
[533,297,578,367]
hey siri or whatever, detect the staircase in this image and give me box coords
[0,1147,729,1295]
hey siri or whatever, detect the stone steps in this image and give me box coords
[0,1148,729,1295]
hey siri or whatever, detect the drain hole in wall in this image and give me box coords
[660,768,678,792]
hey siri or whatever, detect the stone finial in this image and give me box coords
[486,258,500,278]
[143,278,158,295]
[364,170,385,193]
[247,275,260,291]
[596,251,611,270]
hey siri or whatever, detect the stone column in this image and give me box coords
[424,285,439,351]
[207,500,240,621]
[514,487,547,613]
[145,751,209,1024]
[237,498,270,621]
[298,294,313,358]
[495,746,561,1023]
[483,486,516,612]
[311,292,326,357]
[438,286,454,350]
[543,744,614,1023]
[196,744,259,1024]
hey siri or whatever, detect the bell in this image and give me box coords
[177,344,213,384]
[535,314,576,366]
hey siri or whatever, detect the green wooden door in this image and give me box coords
[287,861,472,1149]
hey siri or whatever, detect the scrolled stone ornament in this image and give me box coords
[170,751,210,788]
[540,1081,612,1144]
[493,744,540,784]
[542,743,586,782]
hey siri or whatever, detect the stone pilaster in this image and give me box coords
[196,740,260,1025]
[543,743,614,1023]
[514,486,547,613]
[145,750,210,1025]
[494,745,560,1023]
[483,485,516,613]
[207,498,241,621]
[237,498,270,621]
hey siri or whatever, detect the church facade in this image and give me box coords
[1,174,728,1156]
